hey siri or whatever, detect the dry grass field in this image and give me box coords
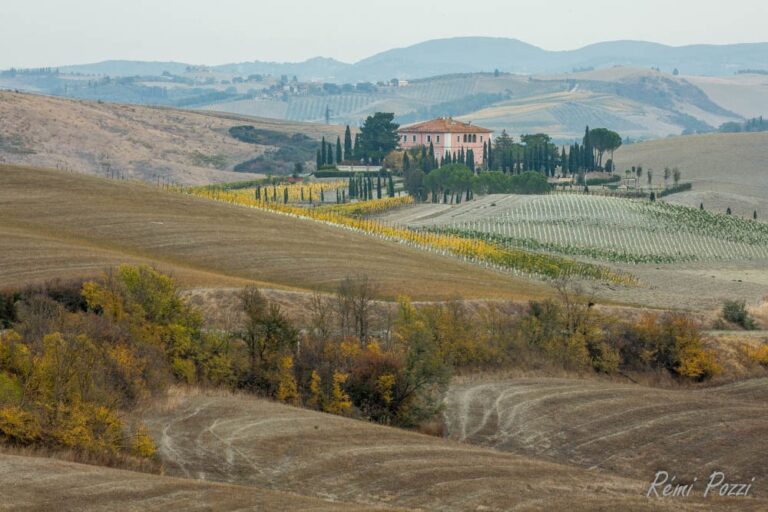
[139,387,764,511]
[0,91,344,185]
[0,164,552,300]
[0,453,393,511]
[614,132,768,218]
[444,377,768,485]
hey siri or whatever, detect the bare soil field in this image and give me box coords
[0,91,344,185]
[614,132,768,218]
[0,453,390,511]
[0,164,552,300]
[444,377,768,486]
[140,387,759,511]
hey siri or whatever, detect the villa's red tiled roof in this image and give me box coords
[399,118,493,134]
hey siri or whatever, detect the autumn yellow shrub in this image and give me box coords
[276,356,299,405]
[0,406,41,444]
[324,371,352,415]
[131,424,157,459]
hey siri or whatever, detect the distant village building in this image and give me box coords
[398,117,493,165]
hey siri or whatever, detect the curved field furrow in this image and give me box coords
[444,378,768,486]
[139,389,754,511]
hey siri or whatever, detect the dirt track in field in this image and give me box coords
[444,377,768,487]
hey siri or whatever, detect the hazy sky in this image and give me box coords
[2,0,767,68]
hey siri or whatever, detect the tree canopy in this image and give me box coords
[357,112,400,164]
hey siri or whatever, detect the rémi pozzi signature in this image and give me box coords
[647,471,756,498]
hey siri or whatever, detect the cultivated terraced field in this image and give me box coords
[444,378,768,486]
[139,388,760,511]
[0,164,551,300]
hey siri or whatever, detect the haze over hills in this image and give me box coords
[50,37,768,80]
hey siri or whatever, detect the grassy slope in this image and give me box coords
[0,164,551,300]
[445,378,768,484]
[613,132,768,217]
[0,91,344,185]
[141,388,762,511]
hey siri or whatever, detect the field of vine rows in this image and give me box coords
[180,186,634,283]
[417,194,768,264]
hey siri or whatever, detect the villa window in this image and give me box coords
[457,136,460,142]
[437,135,440,143]
[413,135,416,142]
[427,135,431,142]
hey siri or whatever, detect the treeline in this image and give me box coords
[719,116,767,133]
[0,268,724,459]
[404,164,551,202]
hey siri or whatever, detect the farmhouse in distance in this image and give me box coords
[399,117,493,165]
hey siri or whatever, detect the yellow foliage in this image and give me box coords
[677,347,721,380]
[0,406,41,444]
[324,371,352,416]
[171,357,196,384]
[131,424,157,459]
[306,370,323,410]
[275,356,299,405]
[377,373,396,406]
[746,344,768,366]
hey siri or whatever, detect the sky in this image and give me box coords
[2,0,767,68]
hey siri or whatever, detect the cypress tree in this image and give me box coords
[344,125,352,160]
[487,138,493,169]
[376,175,382,199]
[428,142,435,167]
[582,126,594,170]
[353,134,360,160]
[301,188,305,202]
[388,174,395,197]
[316,149,322,170]
[320,137,326,167]
[283,187,288,204]
[482,142,488,169]
[336,136,342,164]
[403,152,410,171]
[327,142,334,165]
[754,210,758,220]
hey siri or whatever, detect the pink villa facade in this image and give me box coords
[398,117,493,165]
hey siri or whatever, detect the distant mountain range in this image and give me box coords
[55,37,768,81]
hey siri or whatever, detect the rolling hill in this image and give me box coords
[42,37,768,80]
[138,387,765,511]
[202,67,751,140]
[0,164,551,300]
[0,453,390,511]
[614,131,768,217]
[444,377,768,485]
[0,91,343,185]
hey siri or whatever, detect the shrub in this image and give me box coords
[722,300,757,330]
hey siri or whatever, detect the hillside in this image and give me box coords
[0,453,388,511]
[445,378,768,484]
[34,37,768,80]
[614,132,768,216]
[0,91,343,185]
[201,68,747,139]
[139,387,762,511]
[0,164,550,300]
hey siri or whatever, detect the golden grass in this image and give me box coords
[0,164,552,300]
